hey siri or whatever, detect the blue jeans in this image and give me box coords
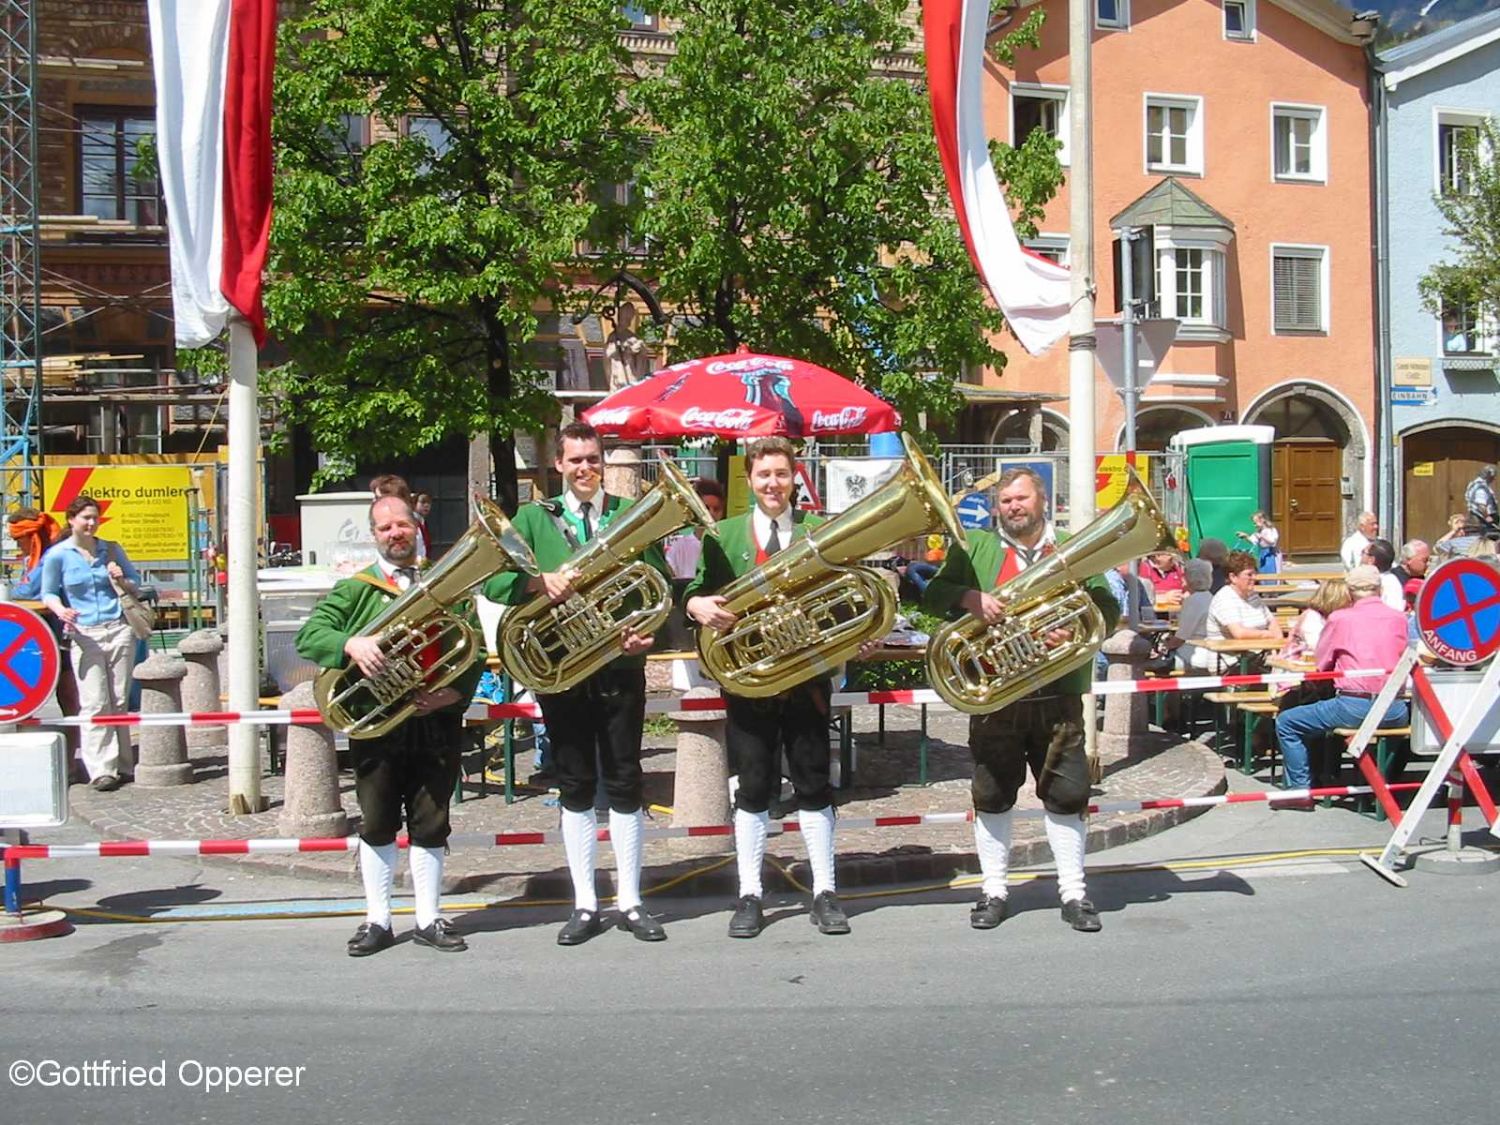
[1275,694,1409,789]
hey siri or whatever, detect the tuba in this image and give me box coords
[698,433,966,696]
[498,457,717,694]
[925,470,1175,715]
[314,496,538,739]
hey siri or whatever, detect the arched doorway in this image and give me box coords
[1118,406,1215,453]
[1246,385,1364,557]
[988,408,1069,451]
[1401,424,1500,544]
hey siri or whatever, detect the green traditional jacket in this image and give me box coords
[482,493,671,672]
[681,509,825,599]
[294,562,484,714]
[922,528,1118,697]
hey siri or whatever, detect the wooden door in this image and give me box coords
[1403,428,1500,544]
[1272,442,1340,556]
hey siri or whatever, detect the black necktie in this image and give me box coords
[394,566,417,588]
[579,501,593,542]
[765,521,781,556]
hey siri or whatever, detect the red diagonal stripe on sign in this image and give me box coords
[0,629,34,698]
[50,466,113,527]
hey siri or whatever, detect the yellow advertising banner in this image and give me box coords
[43,465,197,561]
[1095,453,1152,510]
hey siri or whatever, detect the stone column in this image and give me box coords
[177,629,226,752]
[133,655,195,787]
[277,681,350,838]
[670,686,730,832]
[1099,628,1154,758]
[604,444,643,500]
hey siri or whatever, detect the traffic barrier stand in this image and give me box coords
[1359,559,1500,885]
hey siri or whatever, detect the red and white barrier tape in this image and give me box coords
[0,783,1421,862]
[10,667,1389,729]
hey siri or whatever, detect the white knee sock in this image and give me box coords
[734,807,769,898]
[609,808,644,912]
[560,807,599,912]
[408,844,444,928]
[973,810,1013,900]
[799,805,837,896]
[1044,811,1088,904]
[359,840,397,928]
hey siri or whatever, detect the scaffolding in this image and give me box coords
[0,0,41,508]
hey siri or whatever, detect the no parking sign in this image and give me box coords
[0,603,59,721]
[1416,558,1500,666]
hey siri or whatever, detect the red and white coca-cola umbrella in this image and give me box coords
[582,348,901,439]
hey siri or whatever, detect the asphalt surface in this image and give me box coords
[3,779,1496,1125]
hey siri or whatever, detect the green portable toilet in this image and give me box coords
[1168,425,1274,554]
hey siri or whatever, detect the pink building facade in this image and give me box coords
[975,0,1378,556]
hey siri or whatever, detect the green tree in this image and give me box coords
[631,0,1060,429]
[1418,117,1500,352]
[266,0,641,507]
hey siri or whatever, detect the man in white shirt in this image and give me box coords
[1362,539,1406,613]
[1340,512,1378,571]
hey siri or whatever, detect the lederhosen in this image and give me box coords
[348,569,464,849]
[724,523,833,815]
[967,541,1091,818]
[534,495,649,816]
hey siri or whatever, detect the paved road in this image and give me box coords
[3,792,1496,1125]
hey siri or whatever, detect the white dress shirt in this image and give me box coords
[751,507,795,555]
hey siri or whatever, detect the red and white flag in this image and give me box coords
[923,0,1071,356]
[147,0,277,348]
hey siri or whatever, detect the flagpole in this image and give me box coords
[1067,0,1100,761]
[226,313,265,813]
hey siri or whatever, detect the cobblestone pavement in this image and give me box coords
[51,701,1225,899]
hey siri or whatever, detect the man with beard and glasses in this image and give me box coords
[297,495,482,956]
[924,467,1118,933]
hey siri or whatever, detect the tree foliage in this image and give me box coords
[1418,117,1500,338]
[631,0,1060,429]
[266,0,640,503]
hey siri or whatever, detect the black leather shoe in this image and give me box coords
[347,921,395,957]
[727,895,764,939]
[617,907,667,942]
[90,774,122,792]
[1060,898,1102,932]
[969,894,1009,930]
[809,891,851,935]
[411,917,468,952]
[557,908,604,946]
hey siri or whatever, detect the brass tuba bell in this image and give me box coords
[497,457,717,694]
[925,469,1175,714]
[697,433,966,696]
[314,496,538,739]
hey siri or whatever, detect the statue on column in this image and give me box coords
[605,303,652,391]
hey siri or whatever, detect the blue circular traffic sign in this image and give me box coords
[1416,558,1500,666]
[955,492,992,530]
[0,603,60,721]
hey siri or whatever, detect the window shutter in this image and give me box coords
[1274,254,1321,331]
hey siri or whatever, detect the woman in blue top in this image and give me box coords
[40,494,143,791]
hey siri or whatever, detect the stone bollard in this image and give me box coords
[670,686,731,833]
[177,629,226,751]
[1099,628,1154,758]
[278,681,350,838]
[133,654,195,787]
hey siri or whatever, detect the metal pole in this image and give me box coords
[1119,226,1140,623]
[1068,0,1099,752]
[226,314,264,813]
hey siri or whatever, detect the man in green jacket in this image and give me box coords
[924,467,1117,934]
[485,421,668,947]
[297,495,484,957]
[684,436,850,939]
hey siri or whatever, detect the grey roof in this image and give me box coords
[1109,178,1236,231]
[1378,8,1500,70]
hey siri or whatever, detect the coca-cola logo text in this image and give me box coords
[706,357,795,376]
[811,406,868,431]
[587,407,634,426]
[680,406,757,430]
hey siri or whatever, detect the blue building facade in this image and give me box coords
[1377,13,1500,545]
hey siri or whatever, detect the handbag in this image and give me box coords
[109,567,155,642]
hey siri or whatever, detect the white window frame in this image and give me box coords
[1438,298,1496,357]
[1095,0,1129,30]
[1010,83,1071,166]
[1435,109,1487,196]
[1143,94,1204,176]
[1270,243,1329,335]
[1270,103,1327,183]
[1025,233,1070,267]
[1223,0,1255,40]
[1154,225,1231,342]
